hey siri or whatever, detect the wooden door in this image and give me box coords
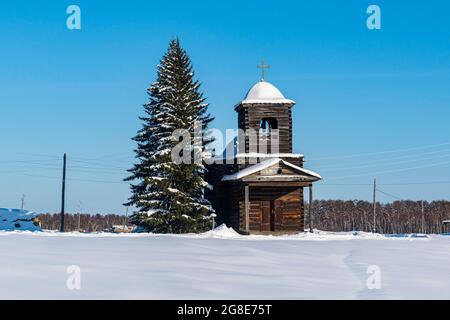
[270,200,276,231]
[260,201,271,232]
[274,200,283,231]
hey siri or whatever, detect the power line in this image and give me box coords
[4,144,450,191]
[326,159,450,180]
[13,153,62,159]
[318,180,450,186]
[376,189,403,201]
[71,151,133,161]
[378,181,450,186]
[0,159,128,174]
[15,152,132,162]
[0,159,59,164]
[308,141,450,161]
[308,147,450,170]
[0,159,127,171]
[317,182,373,186]
[70,159,129,170]
[24,173,127,184]
[0,165,126,176]
[317,151,450,173]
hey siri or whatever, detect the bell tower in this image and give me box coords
[235,80,295,156]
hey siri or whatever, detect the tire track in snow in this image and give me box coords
[342,242,387,299]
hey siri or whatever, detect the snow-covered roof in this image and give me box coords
[222,158,279,181]
[221,158,322,181]
[0,208,41,231]
[236,153,304,159]
[238,80,295,105]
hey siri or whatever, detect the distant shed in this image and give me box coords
[443,220,450,234]
[0,208,41,231]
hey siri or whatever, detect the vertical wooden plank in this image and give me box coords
[270,200,275,232]
[261,201,271,232]
[309,184,313,233]
[299,187,304,230]
[245,185,249,233]
[274,200,282,231]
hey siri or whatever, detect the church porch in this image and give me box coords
[239,182,311,234]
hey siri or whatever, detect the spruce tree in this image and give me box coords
[125,39,214,233]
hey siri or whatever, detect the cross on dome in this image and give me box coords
[257,61,270,81]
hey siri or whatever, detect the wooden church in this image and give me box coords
[206,69,322,234]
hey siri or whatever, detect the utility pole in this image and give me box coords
[60,153,67,233]
[124,206,129,226]
[372,178,377,233]
[21,194,26,210]
[421,200,425,234]
[77,200,82,232]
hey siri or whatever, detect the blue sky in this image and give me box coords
[1,0,449,213]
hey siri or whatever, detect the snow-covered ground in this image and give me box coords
[1,225,449,299]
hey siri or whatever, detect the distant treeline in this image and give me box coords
[38,200,450,234]
[311,200,450,234]
[38,213,129,232]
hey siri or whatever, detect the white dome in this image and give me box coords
[246,81,285,100]
[240,81,295,105]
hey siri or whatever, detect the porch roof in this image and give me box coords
[221,158,322,182]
